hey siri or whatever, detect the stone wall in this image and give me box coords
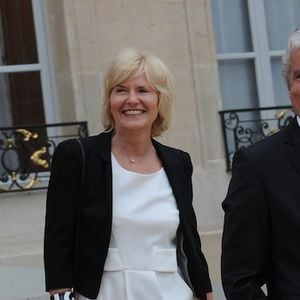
[44,0,230,232]
[0,1,229,297]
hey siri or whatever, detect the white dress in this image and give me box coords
[78,154,194,300]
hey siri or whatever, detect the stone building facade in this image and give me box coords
[0,0,228,291]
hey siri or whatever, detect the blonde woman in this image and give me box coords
[44,48,213,300]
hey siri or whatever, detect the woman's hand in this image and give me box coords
[206,292,213,300]
[49,288,71,296]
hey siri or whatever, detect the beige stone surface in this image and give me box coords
[0,191,46,267]
[201,231,222,282]
[58,0,221,165]
[43,0,77,123]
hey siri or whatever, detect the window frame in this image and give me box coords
[0,0,56,125]
[214,0,286,109]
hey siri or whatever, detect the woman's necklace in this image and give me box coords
[112,135,155,165]
[128,152,145,163]
[113,143,153,164]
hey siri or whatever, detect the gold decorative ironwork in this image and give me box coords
[0,173,40,192]
[22,178,40,190]
[275,109,289,120]
[219,106,293,171]
[268,127,277,135]
[30,147,49,168]
[15,129,38,141]
[0,121,88,192]
[5,138,13,148]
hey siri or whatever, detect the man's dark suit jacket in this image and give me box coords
[44,132,212,299]
[222,116,300,299]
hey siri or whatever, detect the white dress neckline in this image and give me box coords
[78,153,194,300]
[111,152,163,176]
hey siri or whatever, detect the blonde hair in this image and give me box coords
[101,48,175,137]
[282,28,300,90]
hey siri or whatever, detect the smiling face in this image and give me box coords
[289,49,300,115]
[109,72,159,135]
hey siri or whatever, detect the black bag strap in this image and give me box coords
[73,138,86,292]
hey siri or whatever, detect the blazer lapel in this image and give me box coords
[153,140,188,214]
[285,117,300,176]
[92,135,190,214]
[94,132,112,161]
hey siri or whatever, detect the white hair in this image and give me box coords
[282,28,300,89]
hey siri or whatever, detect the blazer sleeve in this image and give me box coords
[221,148,269,300]
[181,152,213,297]
[44,139,82,291]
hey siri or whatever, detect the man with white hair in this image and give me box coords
[221,28,300,299]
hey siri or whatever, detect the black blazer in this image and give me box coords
[44,132,212,299]
[221,117,300,299]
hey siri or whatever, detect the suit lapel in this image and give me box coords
[285,117,300,176]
